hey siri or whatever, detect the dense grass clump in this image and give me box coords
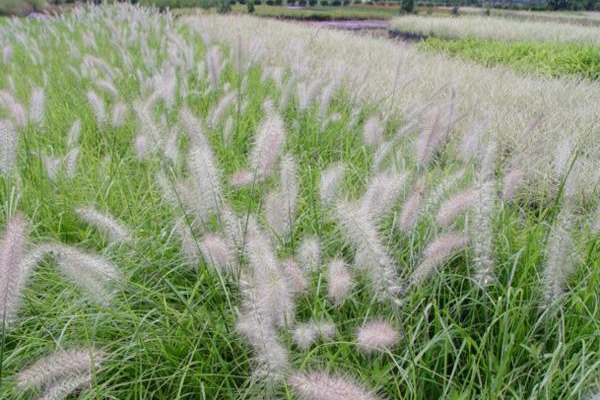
[418,37,600,79]
[228,4,400,20]
[0,0,46,16]
[0,5,599,400]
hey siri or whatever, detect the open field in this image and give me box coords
[390,15,600,45]
[230,4,402,20]
[1,4,599,400]
[457,7,600,25]
[418,37,600,79]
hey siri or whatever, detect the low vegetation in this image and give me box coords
[0,0,46,17]
[229,4,401,20]
[390,14,600,46]
[419,37,600,79]
[0,4,599,400]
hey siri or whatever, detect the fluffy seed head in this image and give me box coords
[37,373,92,400]
[409,232,468,291]
[16,348,104,391]
[436,187,476,227]
[86,90,107,129]
[542,208,578,308]
[363,115,384,147]
[66,120,81,149]
[282,258,308,295]
[289,371,381,400]
[0,119,18,175]
[297,236,321,272]
[75,206,131,244]
[320,162,345,206]
[36,243,121,305]
[230,170,254,187]
[250,106,285,179]
[0,91,27,127]
[293,323,319,350]
[360,170,408,222]
[398,177,425,232]
[0,213,30,325]
[415,107,452,168]
[501,168,524,201]
[199,234,236,273]
[111,102,128,128]
[327,259,352,305]
[356,320,399,354]
[29,87,45,127]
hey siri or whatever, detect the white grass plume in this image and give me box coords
[297,236,321,273]
[293,320,336,350]
[363,115,384,147]
[87,90,107,128]
[111,102,128,128]
[186,128,223,222]
[245,220,294,327]
[327,259,352,306]
[0,119,18,175]
[436,187,476,227]
[359,170,408,222]
[209,91,236,128]
[320,162,345,206]
[407,232,468,293]
[64,148,80,179]
[398,176,425,232]
[335,200,401,301]
[180,107,208,147]
[0,213,30,326]
[292,323,319,350]
[282,258,308,295]
[66,120,81,149]
[542,206,578,308]
[174,218,200,268]
[38,374,92,400]
[372,141,394,172]
[356,320,399,354]
[42,155,61,182]
[96,78,119,98]
[264,154,298,238]
[471,143,497,288]
[207,46,224,92]
[16,347,104,392]
[29,87,45,127]
[236,308,290,386]
[289,370,381,400]
[75,206,131,244]
[250,103,285,180]
[0,91,27,127]
[36,243,121,305]
[501,167,524,201]
[237,263,290,386]
[163,127,179,165]
[199,233,236,273]
[415,107,444,168]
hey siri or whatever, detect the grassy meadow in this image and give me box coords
[390,15,600,79]
[0,4,599,400]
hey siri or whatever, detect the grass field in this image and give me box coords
[0,4,599,400]
[390,15,600,45]
[230,4,402,20]
[391,14,600,79]
[418,37,600,79]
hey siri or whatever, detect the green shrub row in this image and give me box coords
[0,0,46,16]
[419,37,600,80]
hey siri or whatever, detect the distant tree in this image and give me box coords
[217,0,231,12]
[400,0,414,13]
[247,0,255,11]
